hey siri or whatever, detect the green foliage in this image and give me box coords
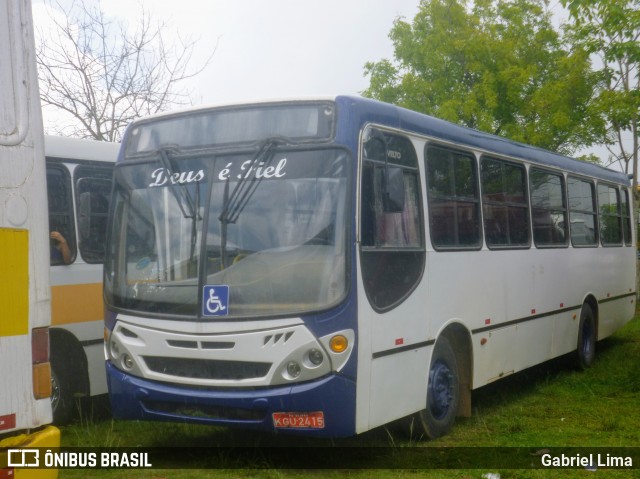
[575,152,603,164]
[363,0,605,155]
[561,0,640,181]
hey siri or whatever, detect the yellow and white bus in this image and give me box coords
[45,135,118,423]
[0,0,60,475]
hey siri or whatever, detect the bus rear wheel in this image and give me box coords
[576,303,596,370]
[416,336,460,439]
[50,350,78,424]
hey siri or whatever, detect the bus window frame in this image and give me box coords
[480,155,531,250]
[529,166,570,249]
[359,126,426,312]
[74,164,114,264]
[46,161,77,265]
[424,143,483,252]
[597,181,624,247]
[567,175,599,248]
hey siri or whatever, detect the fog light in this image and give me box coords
[330,334,348,353]
[308,348,324,366]
[122,354,134,370]
[286,361,301,378]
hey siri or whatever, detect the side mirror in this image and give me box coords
[383,166,405,213]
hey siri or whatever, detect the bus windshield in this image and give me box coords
[106,146,350,319]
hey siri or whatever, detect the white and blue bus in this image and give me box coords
[103,96,635,438]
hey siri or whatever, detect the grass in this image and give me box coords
[58,313,640,478]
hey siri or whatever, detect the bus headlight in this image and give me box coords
[271,329,354,386]
[107,324,144,377]
[306,348,324,366]
[275,347,330,384]
[286,361,301,379]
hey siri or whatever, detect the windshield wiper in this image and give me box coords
[156,145,202,265]
[218,138,282,225]
[157,145,199,220]
[218,137,283,268]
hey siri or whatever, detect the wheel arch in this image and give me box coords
[49,327,90,397]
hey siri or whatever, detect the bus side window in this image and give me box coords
[425,145,481,249]
[481,157,530,248]
[46,162,76,265]
[529,168,568,247]
[597,183,623,246]
[567,177,598,246]
[360,128,425,311]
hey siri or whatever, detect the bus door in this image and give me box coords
[357,127,428,430]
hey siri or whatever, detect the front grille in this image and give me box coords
[143,356,271,380]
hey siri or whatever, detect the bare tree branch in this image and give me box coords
[36,0,217,141]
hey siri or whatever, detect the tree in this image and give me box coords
[561,0,640,190]
[363,0,605,156]
[35,0,215,142]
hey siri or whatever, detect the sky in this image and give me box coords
[31,0,618,166]
[32,0,421,107]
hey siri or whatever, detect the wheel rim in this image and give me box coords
[50,369,60,413]
[428,359,454,420]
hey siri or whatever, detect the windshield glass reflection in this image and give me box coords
[106,148,350,318]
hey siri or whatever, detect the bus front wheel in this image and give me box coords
[417,336,460,439]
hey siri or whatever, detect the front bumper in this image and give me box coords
[106,361,356,437]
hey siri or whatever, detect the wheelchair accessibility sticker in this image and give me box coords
[203,285,229,316]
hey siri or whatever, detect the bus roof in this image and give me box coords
[44,135,120,163]
[122,95,629,186]
[335,95,630,186]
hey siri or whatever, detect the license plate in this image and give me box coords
[272,411,325,429]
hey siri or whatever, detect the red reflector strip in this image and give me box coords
[31,327,49,364]
[0,413,16,432]
[395,338,404,346]
[273,411,325,429]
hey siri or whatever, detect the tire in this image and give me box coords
[416,336,460,439]
[50,354,77,425]
[576,303,596,370]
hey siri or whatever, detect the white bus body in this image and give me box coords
[0,0,60,475]
[45,135,118,423]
